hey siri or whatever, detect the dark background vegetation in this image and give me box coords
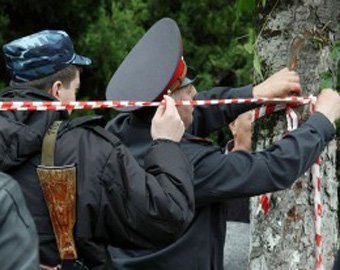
[0,0,255,120]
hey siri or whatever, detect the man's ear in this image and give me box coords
[229,121,236,136]
[49,81,63,99]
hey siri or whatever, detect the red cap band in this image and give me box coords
[156,57,187,100]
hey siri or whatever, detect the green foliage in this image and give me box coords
[319,41,340,94]
[0,0,254,118]
[78,0,148,98]
[0,81,5,90]
[236,0,255,14]
[329,41,340,62]
[320,71,333,89]
[0,0,102,89]
[146,0,255,90]
[0,11,9,46]
[330,41,340,186]
[329,41,340,90]
[253,51,264,80]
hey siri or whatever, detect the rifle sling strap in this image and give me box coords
[41,121,62,166]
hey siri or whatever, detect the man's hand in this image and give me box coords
[253,68,302,98]
[151,95,185,142]
[228,111,253,152]
[315,89,340,124]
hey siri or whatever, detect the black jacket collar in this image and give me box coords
[0,86,69,170]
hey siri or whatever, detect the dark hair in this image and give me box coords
[10,65,81,91]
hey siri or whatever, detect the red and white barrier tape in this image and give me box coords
[308,96,323,270]
[0,95,323,268]
[312,158,323,270]
[0,96,312,111]
[251,103,286,122]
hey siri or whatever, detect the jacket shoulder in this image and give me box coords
[183,133,213,146]
[60,116,121,145]
[61,116,103,130]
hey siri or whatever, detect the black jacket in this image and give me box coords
[106,85,336,270]
[0,86,194,269]
[0,172,39,270]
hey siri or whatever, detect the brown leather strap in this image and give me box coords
[41,121,62,166]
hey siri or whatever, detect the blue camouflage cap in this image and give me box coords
[3,30,92,82]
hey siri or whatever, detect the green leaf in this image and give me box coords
[320,71,333,89]
[254,53,264,80]
[0,81,6,90]
[261,0,267,7]
[244,43,254,54]
[236,0,255,14]
[330,41,340,61]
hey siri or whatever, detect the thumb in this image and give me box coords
[162,95,176,116]
[153,97,166,119]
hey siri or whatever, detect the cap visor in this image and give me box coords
[180,77,194,88]
[72,54,92,66]
[180,66,197,88]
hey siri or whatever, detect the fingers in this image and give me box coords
[288,82,302,95]
[151,95,184,142]
[320,88,335,93]
[162,95,177,117]
[280,68,301,82]
[288,72,300,83]
[154,95,179,121]
[282,69,302,96]
[315,88,340,123]
[154,100,166,119]
[287,71,300,85]
[318,88,338,99]
[253,68,303,98]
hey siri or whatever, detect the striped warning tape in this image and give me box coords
[0,96,312,111]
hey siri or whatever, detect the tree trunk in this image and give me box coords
[249,0,339,269]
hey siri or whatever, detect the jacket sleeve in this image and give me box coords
[188,112,335,206]
[96,139,194,248]
[189,85,256,137]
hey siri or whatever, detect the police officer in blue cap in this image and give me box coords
[0,30,195,269]
[106,18,340,270]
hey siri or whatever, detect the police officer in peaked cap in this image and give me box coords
[106,17,340,270]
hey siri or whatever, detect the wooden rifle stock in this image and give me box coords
[37,121,78,262]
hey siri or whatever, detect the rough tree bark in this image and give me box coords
[249,0,339,269]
